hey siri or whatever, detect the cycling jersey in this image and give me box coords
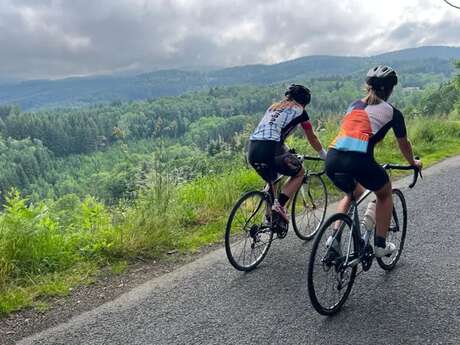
[250,100,312,143]
[330,100,406,156]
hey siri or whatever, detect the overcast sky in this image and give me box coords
[0,0,459,79]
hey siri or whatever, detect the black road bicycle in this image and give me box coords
[307,162,421,315]
[225,155,327,271]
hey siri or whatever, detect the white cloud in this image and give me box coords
[0,0,458,79]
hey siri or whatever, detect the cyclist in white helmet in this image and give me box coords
[326,66,422,257]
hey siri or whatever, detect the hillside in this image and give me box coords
[0,46,459,110]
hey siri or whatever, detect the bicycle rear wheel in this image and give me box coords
[292,174,328,241]
[307,213,357,315]
[225,191,274,271]
[377,188,407,270]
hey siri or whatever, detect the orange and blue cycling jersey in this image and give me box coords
[330,99,407,156]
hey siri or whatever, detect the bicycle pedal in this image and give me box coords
[276,223,288,239]
[272,213,288,238]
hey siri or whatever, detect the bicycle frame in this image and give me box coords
[347,190,373,267]
[263,155,325,208]
[328,188,373,268]
[331,163,421,269]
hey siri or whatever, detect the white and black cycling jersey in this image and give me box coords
[250,100,311,143]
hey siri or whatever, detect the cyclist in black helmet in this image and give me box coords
[248,84,327,223]
[326,65,422,257]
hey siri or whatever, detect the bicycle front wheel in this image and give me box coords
[377,188,407,270]
[225,191,274,271]
[307,213,357,315]
[292,174,328,241]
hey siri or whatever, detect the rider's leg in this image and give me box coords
[333,183,366,231]
[279,166,305,203]
[326,183,366,255]
[374,181,393,240]
[336,183,366,214]
[271,167,304,223]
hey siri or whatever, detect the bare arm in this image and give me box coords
[396,136,417,166]
[393,110,421,168]
[301,122,326,158]
[305,126,323,152]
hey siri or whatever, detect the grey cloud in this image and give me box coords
[386,16,460,50]
[0,0,459,79]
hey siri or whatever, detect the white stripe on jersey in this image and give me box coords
[365,101,394,135]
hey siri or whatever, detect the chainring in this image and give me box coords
[361,244,374,271]
[272,213,288,239]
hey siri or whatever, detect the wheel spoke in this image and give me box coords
[293,175,327,240]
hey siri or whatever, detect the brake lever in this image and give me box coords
[409,167,420,189]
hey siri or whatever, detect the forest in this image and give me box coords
[0,70,453,205]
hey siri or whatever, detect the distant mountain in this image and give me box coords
[0,46,459,110]
[375,46,460,61]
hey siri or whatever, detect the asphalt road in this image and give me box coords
[18,156,460,345]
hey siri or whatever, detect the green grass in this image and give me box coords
[1,115,460,317]
[110,261,128,275]
[0,262,96,316]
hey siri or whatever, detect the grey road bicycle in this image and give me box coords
[307,162,421,315]
[225,154,327,271]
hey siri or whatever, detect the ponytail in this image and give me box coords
[363,84,394,105]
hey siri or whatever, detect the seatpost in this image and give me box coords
[348,191,355,202]
[268,181,276,203]
[347,192,359,230]
[347,191,357,211]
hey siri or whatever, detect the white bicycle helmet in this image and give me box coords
[366,65,398,90]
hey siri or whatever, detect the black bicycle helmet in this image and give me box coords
[365,65,398,91]
[285,84,311,105]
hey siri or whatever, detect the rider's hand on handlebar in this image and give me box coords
[413,159,423,171]
[318,148,327,160]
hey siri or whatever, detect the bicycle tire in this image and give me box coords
[292,174,328,241]
[377,188,407,270]
[225,191,274,271]
[307,213,357,315]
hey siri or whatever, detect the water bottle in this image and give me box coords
[362,200,376,232]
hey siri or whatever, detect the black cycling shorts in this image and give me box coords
[326,148,389,192]
[248,140,302,182]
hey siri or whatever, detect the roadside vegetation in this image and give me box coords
[0,63,459,316]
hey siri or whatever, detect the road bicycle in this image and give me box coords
[307,162,421,315]
[225,154,327,271]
